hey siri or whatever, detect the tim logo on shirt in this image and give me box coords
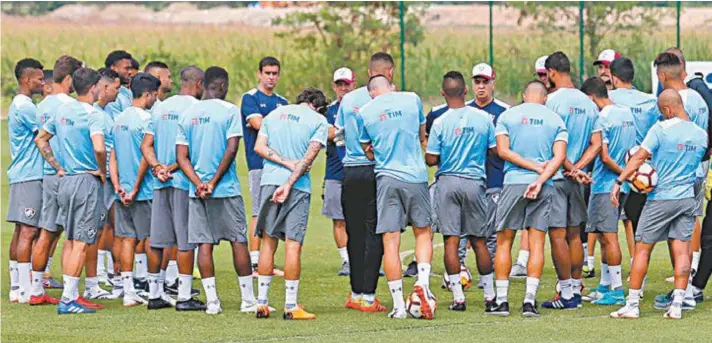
[162,112,179,121]
[60,117,75,126]
[569,107,586,115]
[521,117,544,126]
[379,111,402,121]
[280,114,300,122]
[677,143,698,152]
[454,127,474,136]
[191,117,210,126]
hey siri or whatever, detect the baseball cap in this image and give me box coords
[535,55,548,74]
[471,63,495,80]
[593,49,622,67]
[333,67,355,84]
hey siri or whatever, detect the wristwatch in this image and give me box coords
[615,179,623,186]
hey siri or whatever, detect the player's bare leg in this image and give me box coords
[333,219,349,275]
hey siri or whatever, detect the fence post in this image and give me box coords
[676,1,681,48]
[579,1,584,85]
[399,1,406,91]
[489,1,494,66]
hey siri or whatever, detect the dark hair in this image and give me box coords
[442,71,466,97]
[545,51,571,73]
[653,52,682,69]
[43,70,54,83]
[98,67,120,82]
[104,50,132,68]
[366,74,390,92]
[130,72,161,98]
[72,68,101,96]
[14,58,44,80]
[144,61,169,73]
[296,87,328,115]
[609,57,635,83]
[581,76,608,99]
[370,52,394,66]
[130,57,140,70]
[258,56,280,72]
[53,55,83,84]
[204,66,229,98]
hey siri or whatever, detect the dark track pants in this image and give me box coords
[693,199,712,290]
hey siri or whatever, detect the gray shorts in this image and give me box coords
[248,169,263,217]
[496,183,553,232]
[7,180,43,228]
[586,193,624,234]
[321,180,344,220]
[636,198,696,243]
[486,188,501,234]
[433,176,490,238]
[375,175,432,234]
[255,186,310,244]
[550,179,587,228]
[115,200,152,240]
[40,175,60,231]
[103,179,115,211]
[151,188,194,251]
[694,177,705,217]
[189,196,247,244]
[56,174,103,244]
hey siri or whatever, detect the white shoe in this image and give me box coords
[206,300,223,315]
[610,304,639,319]
[123,292,148,307]
[161,293,177,307]
[84,286,113,300]
[509,263,527,278]
[137,289,150,299]
[240,300,275,313]
[17,290,30,304]
[664,305,682,319]
[108,286,124,300]
[9,289,19,303]
[683,298,697,311]
[387,308,407,319]
[582,290,603,302]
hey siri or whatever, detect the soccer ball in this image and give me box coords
[624,145,641,164]
[628,162,658,193]
[439,267,472,291]
[406,288,437,319]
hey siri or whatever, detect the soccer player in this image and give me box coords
[35,67,107,314]
[610,89,707,320]
[41,70,54,99]
[324,67,354,276]
[253,87,328,320]
[580,77,635,306]
[141,65,206,311]
[104,50,135,117]
[7,58,45,304]
[30,55,84,306]
[176,66,257,315]
[593,49,622,90]
[358,75,432,319]
[145,61,173,102]
[542,51,600,310]
[534,55,551,92]
[488,80,567,317]
[425,71,497,311]
[241,57,289,274]
[111,73,160,307]
[335,53,393,313]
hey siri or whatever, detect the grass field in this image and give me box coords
[1,115,712,343]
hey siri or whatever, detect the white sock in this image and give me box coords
[449,274,465,303]
[148,273,160,299]
[672,288,685,307]
[97,250,107,275]
[572,278,582,295]
[9,260,19,289]
[285,279,299,309]
[352,292,363,301]
[249,251,260,266]
[61,275,79,302]
[112,275,121,288]
[85,276,98,291]
[257,275,272,305]
[628,288,641,307]
[17,262,31,296]
[121,271,134,293]
[516,250,530,266]
[609,265,623,290]
[416,263,431,288]
[107,254,114,274]
[587,255,595,269]
[201,277,218,303]
[177,274,193,302]
[31,271,45,296]
[685,275,695,299]
[692,251,701,272]
[692,285,702,295]
[362,293,374,303]
[44,257,53,274]
[388,279,405,310]
[495,280,509,305]
[525,277,540,305]
[481,273,495,301]
[238,275,256,303]
[600,263,611,287]
[134,253,147,280]
[158,270,166,294]
[559,278,573,300]
[337,247,349,265]
[166,260,178,284]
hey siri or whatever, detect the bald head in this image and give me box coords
[658,88,685,120]
[522,80,548,104]
[180,65,205,99]
[367,75,392,98]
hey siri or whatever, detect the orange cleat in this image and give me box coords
[413,285,434,320]
[76,296,104,310]
[256,304,271,319]
[29,293,60,306]
[283,305,316,320]
[344,294,361,310]
[360,299,388,313]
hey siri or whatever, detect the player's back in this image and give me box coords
[496,102,568,185]
[546,87,599,165]
[591,104,636,194]
[113,106,154,200]
[679,88,709,131]
[609,88,658,144]
[50,101,104,175]
[37,93,75,175]
[336,86,374,167]
[359,91,427,183]
[240,88,289,171]
[7,94,43,184]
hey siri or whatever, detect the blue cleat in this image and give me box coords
[592,289,625,306]
[58,300,96,315]
[542,294,579,310]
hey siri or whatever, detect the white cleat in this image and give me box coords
[509,263,527,278]
[387,308,407,319]
[206,300,223,315]
[123,292,148,307]
[17,290,30,304]
[161,293,177,307]
[84,286,113,300]
[664,305,682,319]
[240,301,275,313]
[107,286,124,300]
[582,291,603,302]
[610,304,639,319]
[9,289,20,303]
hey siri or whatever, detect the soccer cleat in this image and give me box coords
[123,292,148,307]
[148,297,173,310]
[283,305,316,320]
[255,304,271,318]
[134,278,148,292]
[654,291,673,310]
[412,285,434,320]
[29,293,60,306]
[58,300,96,315]
[103,273,115,287]
[582,266,596,279]
[360,299,388,313]
[485,299,496,312]
[664,305,682,319]
[542,294,578,310]
[175,298,207,311]
[693,290,704,304]
[509,263,527,278]
[403,261,418,277]
[97,271,108,285]
[43,276,63,289]
[582,284,610,302]
[592,289,626,306]
[485,301,509,317]
[240,301,275,313]
[387,308,407,319]
[9,289,20,303]
[76,296,104,310]
[378,268,385,277]
[610,304,639,319]
[344,294,362,310]
[84,286,113,300]
[161,293,177,307]
[164,281,200,297]
[521,301,540,317]
[573,293,583,308]
[108,285,124,299]
[337,262,350,276]
[206,300,223,315]
[448,300,466,311]
[17,291,31,304]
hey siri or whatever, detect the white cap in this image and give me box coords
[594,49,622,66]
[471,63,495,80]
[333,67,355,84]
[535,55,548,73]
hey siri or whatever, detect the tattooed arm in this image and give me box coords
[34,129,65,176]
[254,134,297,171]
[271,141,323,203]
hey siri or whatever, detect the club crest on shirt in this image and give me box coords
[24,207,36,219]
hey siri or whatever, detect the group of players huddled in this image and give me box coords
[6,46,712,321]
